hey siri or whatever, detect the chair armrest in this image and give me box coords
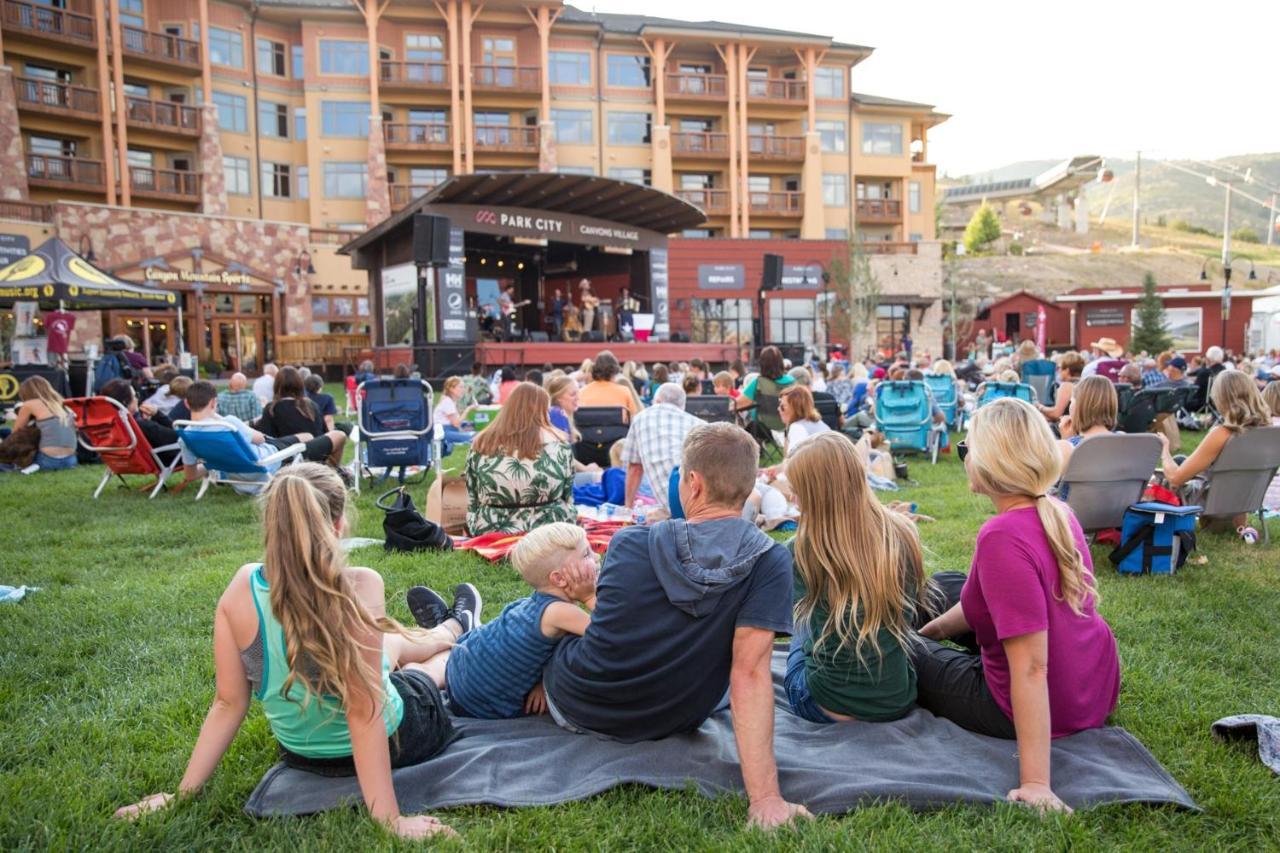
[362,428,431,440]
[261,443,307,466]
[152,441,182,453]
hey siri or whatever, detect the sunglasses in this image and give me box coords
[957,440,969,462]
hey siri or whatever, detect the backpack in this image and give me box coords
[378,487,454,552]
[1108,501,1201,575]
[93,352,132,392]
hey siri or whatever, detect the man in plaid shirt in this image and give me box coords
[215,372,263,423]
[621,382,703,512]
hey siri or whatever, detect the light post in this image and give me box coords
[1201,255,1256,353]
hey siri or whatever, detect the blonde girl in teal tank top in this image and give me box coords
[115,464,462,841]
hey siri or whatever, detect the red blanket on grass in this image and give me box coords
[452,520,630,562]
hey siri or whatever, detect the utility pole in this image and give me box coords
[1131,150,1141,247]
[1221,182,1232,352]
[1269,192,1277,247]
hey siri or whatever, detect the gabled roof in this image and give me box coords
[558,4,872,50]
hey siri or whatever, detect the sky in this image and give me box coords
[591,0,1279,177]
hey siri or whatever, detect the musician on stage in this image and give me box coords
[548,287,566,340]
[578,278,599,334]
[497,284,516,340]
[616,287,641,341]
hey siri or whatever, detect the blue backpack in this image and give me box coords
[93,352,131,392]
[1108,502,1201,575]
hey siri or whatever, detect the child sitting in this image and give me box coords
[406,522,597,718]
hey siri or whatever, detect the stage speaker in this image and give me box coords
[412,213,451,267]
[585,330,605,342]
[761,253,784,291]
[529,331,550,343]
[669,332,689,343]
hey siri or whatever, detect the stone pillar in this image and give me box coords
[650,125,673,194]
[799,131,824,239]
[366,115,391,226]
[1056,195,1071,230]
[538,121,557,174]
[199,105,228,216]
[0,66,29,201]
[1074,191,1089,234]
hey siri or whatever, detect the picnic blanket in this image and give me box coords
[453,521,630,562]
[244,651,1196,817]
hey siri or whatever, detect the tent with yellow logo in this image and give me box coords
[0,238,177,310]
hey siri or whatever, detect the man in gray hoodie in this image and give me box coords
[543,422,807,829]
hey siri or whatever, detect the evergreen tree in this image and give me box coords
[962,202,1002,254]
[1130,272,1174,355]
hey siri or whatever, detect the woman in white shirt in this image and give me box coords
[780,385,831,456]
[432,377,477,451]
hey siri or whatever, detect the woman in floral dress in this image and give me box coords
[464,382,576,535]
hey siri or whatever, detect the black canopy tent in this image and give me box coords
[0,238,178,310]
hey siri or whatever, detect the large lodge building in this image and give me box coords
[0,0,948,371]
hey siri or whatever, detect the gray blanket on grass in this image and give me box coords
[245,651,1196,816]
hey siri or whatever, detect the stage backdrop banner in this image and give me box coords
[381,262,417,346]
[438,227,468,343]
[651,248,670,337]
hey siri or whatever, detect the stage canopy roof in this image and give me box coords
[0,238,178,309]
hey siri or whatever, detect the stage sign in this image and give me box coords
[438,227,468,343]
[425,203,667,251]
[0,234,30,265]
[650,248,670,337]
[698,263,744,290]
[1085,307,1126,327]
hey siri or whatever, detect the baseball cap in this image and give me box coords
[1168,356,1188,371]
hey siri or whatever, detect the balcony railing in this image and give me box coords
[2,0,94,45]
[862,241,919,255]
[474,125,539,152]
[746,78,806,103]
[309,227,362,245]
[856,198,903,220]
[672,131,728,157]
[676,188,729,215]
[126,96,201,135]
[747,134,805,160]
[14,77,100,119]
[665,72,727,99]
[119,25,201,68]
[26,153,104,190]
[384,122,451,148]
[380,60,450,88]
[130,167,201,200]
[749,190,803,216]
[0,200,53,222]
[390,183,442,209]
[472,65,540,92]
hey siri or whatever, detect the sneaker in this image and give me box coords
[1238,526,1260,545]
[20,463,40,475]
[406,586,449,629]
[451,582,483,634]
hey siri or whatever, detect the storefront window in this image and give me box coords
[768,298,817,346]
[876,303,910,355]
[311,296,329,316]
[691,299,753,345]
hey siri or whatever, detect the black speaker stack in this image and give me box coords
[412,213,452,267]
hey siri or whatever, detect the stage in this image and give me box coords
[373,341,744,371]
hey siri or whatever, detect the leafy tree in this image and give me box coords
[1130,272,1173,355]
[1231,226,1260,244]
[827,235,881,361]
[962,202,1001,254]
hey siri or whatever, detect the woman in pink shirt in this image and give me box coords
[914,397,1119,814]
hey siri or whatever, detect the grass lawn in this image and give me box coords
[1,401,1278,850]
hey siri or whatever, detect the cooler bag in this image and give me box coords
[1108,502,1201,575]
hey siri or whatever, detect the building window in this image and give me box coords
[323,161,367,197]
[258,101,289,138]
[320,39,369,75]
[607,111,651,145]
[815,120,846,153]
[862,121,903,155]
[609,167,650,186]
[208,27,244,68]
[876,303,909,353]
[909,180,921,213]
[909,233,923,242]
[822,173,848,207]
[607,54,650,87]
[551,108,593,144]
[480,36,516,64]
[402,167,447,188]
[748,229,772,239]
[261,162,292,198]
[291,44,304,78]
[297,165,309,199]
[406,33,444,60]
[692,299,753,345]
[223,155,251,195]
[294,106,307,140]
[321,101,370,137]
[814,66,846,99]
[212,91,247,133]
[769,298,817,346]
[118,0,144,28]
[558,166,594,176]
[826,227,849,240]
[256,38,287,76]
[682,228,713,239]
[549,50,591,85]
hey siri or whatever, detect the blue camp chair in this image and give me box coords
[924,374,963,431]
[874,381,945,464]
[1021,359,1057,407]
[977,381,1036,407]
[356,378,434,493]
[173,420,305,500]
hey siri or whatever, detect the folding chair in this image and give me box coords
[977,381,1036,407]
[814,395,843,431]
[924,374,963,431]
[1020,359,1057,407]
[573,406,629,468]
[1195,426,1280,543]
[874,381,945,464]
[685,395,734,424]
[65,396,181,499]
[356,378,435,494]
[737,389,785,460]
[1059,433,1161,533]
[173,420,306,500]
[344,375,358,416]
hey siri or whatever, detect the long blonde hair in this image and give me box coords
[966,398,1096,615]
[1211,369,1272,432]
[19,375,68,421]
[473,382,565,458]
[545,374,580,441]
[789,432,928,667]
[259,463,415,716]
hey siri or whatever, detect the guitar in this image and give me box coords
[580,294,600,310]
[501,299,532,317]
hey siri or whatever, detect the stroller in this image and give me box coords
[355,378,434,494]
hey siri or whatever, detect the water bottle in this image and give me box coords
[632,500,647,526]
[603,503,616,521]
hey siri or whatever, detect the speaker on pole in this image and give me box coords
[761,253,784,291]
[413,214,452,267]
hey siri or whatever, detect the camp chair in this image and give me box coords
[874,381,945,464]
[573,406,629,468]
[1020,359,1057,407]
[737,389,785,460]
[1193,426,1280,543]
[924,374,963,431]
[173,420,305,500]
[356,378,435,494]
[685,395,735,424]
[977,381,1036,407]
[344,375,358,416]
[1116,387,1179,434]
[1059,433,1161,533]
[814,394,843,431]
[65,396,181,499]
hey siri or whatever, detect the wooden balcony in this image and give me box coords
[472,65,540,93]
[665,72,727,100]
[390,183,442,210]
[129,167,201,202]
[671,131,728,158]
[676,188,729,215]
[119,25,201,70]
[380,60,450,91]
[126,96,201,137]
[856,198,903,222]
[746,78,806,104]
[747,134,805,161]
[384,122,451,151]
[474,125,539,153]
[0,200,53,222]
[13,77,100,122]
[749,190,803,217]
[26,153,104,192]
[2,0,94,48]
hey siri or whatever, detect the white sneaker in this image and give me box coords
[20,463,40,475]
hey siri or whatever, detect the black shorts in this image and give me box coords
[266,433,334,461]
[279,669,458,776]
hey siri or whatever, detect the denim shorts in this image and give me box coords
[35,452,77,470]
[783,642,838,725]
